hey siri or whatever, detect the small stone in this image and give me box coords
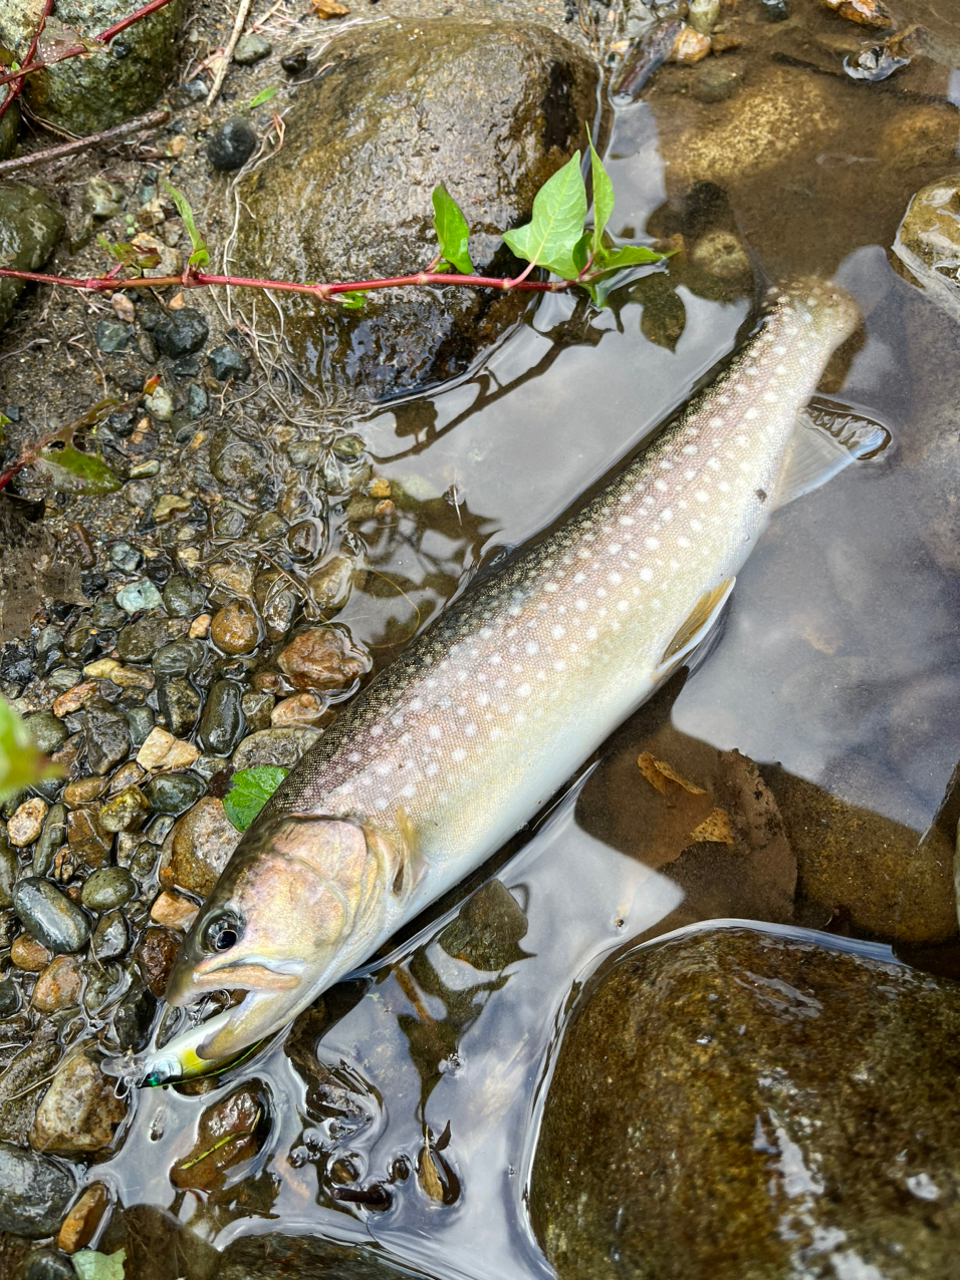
[211,599,260,654]
[81,867,136,912]
[126,706,155,746]
[270,692,328,728]
[30,1051,128,1154]
[160,796,239,897]
[153,493,191,523]
[690,229,751,280]
[186,383,208,419]
[207,117,257,171]
[12,878,91,953]
[136,726,200,771]
[232,726,322,770]
[31,955,83,1013]
[144,772,205,815]
[172,1084,267,1192]
[103,665,155,691]
[20,1248,76,1280]
[189,613,212,639]
[109,541,143,572]
[63,777,107,807]
[253,570,297,641]
[117,615,186,662]
[153,308,209,359]
[304,554,359,615]
[0,838,15,907]
[84,705,130,776]
[281,47,310,75]
[8,797,49,847]
[87,177,125,218]
[163,574,206,617]
[0,975,20,1015]
[207,561,254,602]
[98,786,150,833]
[22,711,67,754]
[91,599,127,629]
[157,676,202,739]
[113,982,157,1051]
[82,657,121,681]
[150,889,199,931]
[128,459,160,479]
[47,668,83,694]
[33,803,67,876]
[52,682,97,718]
[112,292,136,324]
[91,910,130,962]
[95,318,131,353]
[11,934,53,971]
[208,344,251,382]
[116,579,164,613]
[233,32,272,64]
[0,1141,77,1237]
[278,628,370,692]
[134,926,181,995]
[199,680,245,755]
[241,690,274,731]
[153,639,205,676]
[57,1182,110,1254]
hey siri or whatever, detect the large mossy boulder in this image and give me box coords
[0,0,186,137]
[531,924,960,1280]
[233,19,599,400]
[0,184,64,330]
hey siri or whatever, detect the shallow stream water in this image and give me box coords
[90,2,960,1273]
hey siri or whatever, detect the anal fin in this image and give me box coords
[656,577,735,677]
[775,396,893,509]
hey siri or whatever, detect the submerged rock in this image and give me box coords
[217,1231,420,1279]
[233,19,598,398]
[0,1141,77,1237]
[894,176,960,323]
[0,184,64,332]
[29,1049,128,1154]
[531,924,960,1280]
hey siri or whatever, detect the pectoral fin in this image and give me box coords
[390,806,427,900]
[656,577,735,677]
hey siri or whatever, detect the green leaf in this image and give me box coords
[248,86,278,109]
[431,185,474,275]
[588,136,614,257]
[502,151,587,280]
[593,244,664,272]
[223,766,289,831]
[572,230,591,275]
[72,1248,127,1280]
[0,696,63,804]
[338,290,367,310]
[35,444,120,494]
[160,178,210,269]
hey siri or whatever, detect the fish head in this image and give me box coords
[158,811,392,1072]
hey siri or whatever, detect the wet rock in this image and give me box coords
[30,1050,128,1154]
[153,307,209,358]
[0,185,64,331]
[0,0,186,136]
[7,798,48,848]
[66,805,111,869]
[233,32,272,64]
[144,385,173,422]
[22,711,67,755]
[57,1181,110,1254]
[157,675,202,737]
[241,690,274,731]
[0,1141,77,1237]
[83,704,130,775]
[115,578,164,614]
[0,1032,61,1145]
[208,344,251,382]
[19,1247,75,1280]
[149,888,198,931]
[0,838,15,906]
[894,177,960,323]
[199,679,245,756]
[0,976,20,1015]
[254,570,297,642]
[144,771,205,815]
[98,785,149,833]
[153,638,205,676]
[304,554,360,616]
[209,429,267,489]
[234,19,597,397]
[95,319,130,353]
[217,1232,416,1279]
[31,955,83,1013]
[12,878,91,954]
[270,692,329,728]
[11,934,52,972]
[112,981,157,1052]
[125,705,155,748]
[211,599,260,654]
[133,926,181,996]
[232,727,322,770]
[160,796,239,897]
[63,777,107,808]
[118,615,187,662]
[208,117,258,171]
[32,803,66,876]
[136,725,200,772]
[532,925,960,1280]
[186,383,208,419]
[80,867,136,912]
[278,627,370,692]
[91,910,130,962]
[51,681,96,718]
[163,574,206,617]
[172,1083,269,1192]
[98,1205,219,1280]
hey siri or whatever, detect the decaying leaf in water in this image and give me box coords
[690,807,734,846]
[637,751,707,796]
[311,0,349,16]
[418,1145,444,1201]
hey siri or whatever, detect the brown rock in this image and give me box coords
[52,681,98,718]
[277,627,370,692]
[63,776,108,807]
[65,807,111,868]
[7,796,49,847]
[270,692,330,728]
[136,726,200,771]
[160,796,239,897]
[134,926,182,996]
[189,612,212,639]
[171,1084,268,1193]
[57,1181,110,1254]
[11,933,52,971]
[98,785,150,833]
[32,955,83,1013]
[210,599,260,654]
[30,1050,128,1154]
[149,889,199,931]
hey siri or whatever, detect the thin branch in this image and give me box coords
[98,0,181,44]
[0,107,169,174]
[206,0,255,107]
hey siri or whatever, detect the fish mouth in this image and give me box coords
[166,952,305,1002]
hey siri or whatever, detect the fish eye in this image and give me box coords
[203,911,243,953]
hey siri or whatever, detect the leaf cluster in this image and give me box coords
[224,766,289,831]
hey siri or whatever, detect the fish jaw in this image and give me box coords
[152,813,403,1078]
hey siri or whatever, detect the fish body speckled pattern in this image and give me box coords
[142,279,859,1082]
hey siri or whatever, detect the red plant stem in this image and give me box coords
[97,0,180,44]
[0,0,54,125]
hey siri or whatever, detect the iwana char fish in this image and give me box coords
[138,279,863,1085]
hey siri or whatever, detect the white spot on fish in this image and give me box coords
[695,491,709,503]
[640,567,654,582]
[429,725,442,740]
[608,571,623,585]
[452,748,466,763]
[551,625,565,639]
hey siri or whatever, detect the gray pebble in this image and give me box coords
[113,981,157,1052]
[152,308,209,359]
[208,344,251,382]
[193,753,231,780]
[0,1142,77,1237]
[91,910,131,962]
[186,383,208,419]
[91,598,127,629]
[13,877,91,952]
[153,638,206,676]
[233,32,272,64]
[116,579,164,614]
[35,626,63,654]
[125,705,155,747]
[162,575,206,617]
[86,176,125,219]
[96,318,131,353]
[208,117,257,171]
[0,976,20,1017]
[109,541,143,573]
[84,705,130,776]
[241,690,274,731]
[0,839,14,908]
[144,386,173,422]
[157,675,202,738]
[23,711,67,755]
[144,772,206,815]
[32,803,67,877]
[200,679,245,755]
[117,616,183,663]
[47,667,82,693]
[81,866,137,912]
